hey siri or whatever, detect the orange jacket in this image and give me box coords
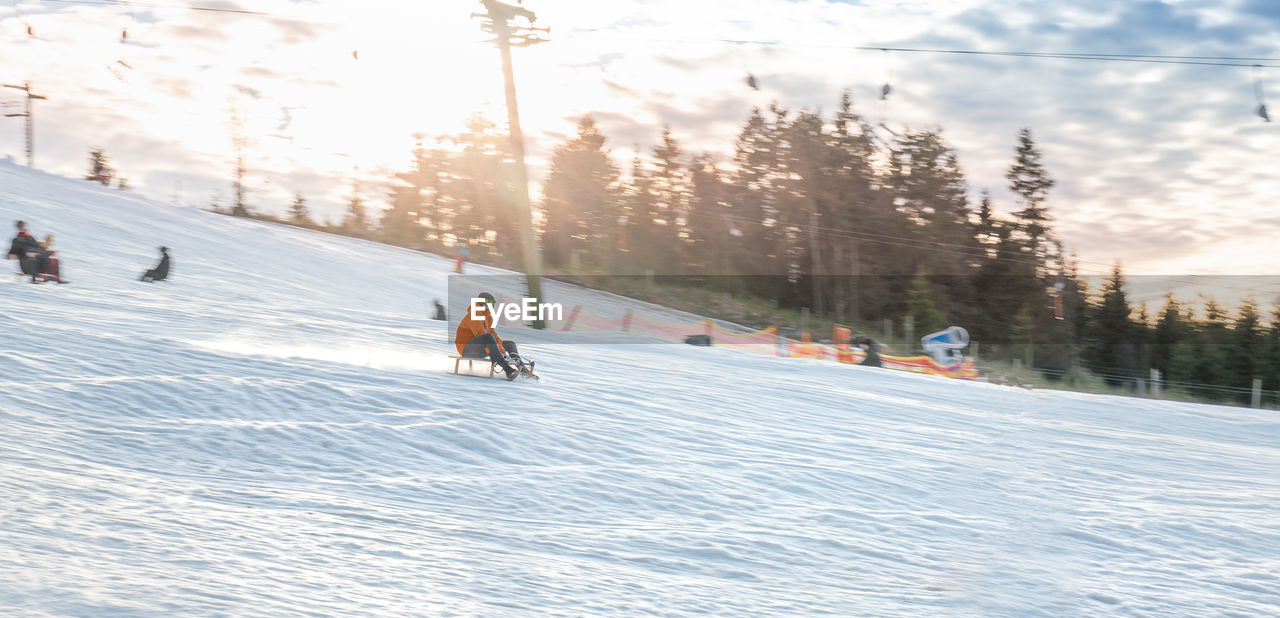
[455,304,506,356]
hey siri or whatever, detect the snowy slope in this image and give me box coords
[1,160,1278,616]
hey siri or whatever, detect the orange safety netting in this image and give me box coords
[786,342,979,380]
[494,300,976,379]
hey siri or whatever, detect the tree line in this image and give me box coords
[204,92,1277,406]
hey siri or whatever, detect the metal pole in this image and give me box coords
[1252,378,1262,408]
[4,82,45,167]
[480,2,546,329]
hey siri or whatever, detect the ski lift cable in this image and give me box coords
[853,46,1280,68]
[45,0,270,16]
[564,30,1280,68]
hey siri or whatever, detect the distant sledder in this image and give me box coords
[7,220,67,284]
[451,291,538,381]
[140,246,170,282]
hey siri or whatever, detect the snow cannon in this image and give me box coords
[921,326,969,366]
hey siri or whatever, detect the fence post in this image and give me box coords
[1135,378,1147,397]
[1150,368,1161,397]
[1252,378,1262,408]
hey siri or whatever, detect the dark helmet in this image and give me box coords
[15,220,25,228]
[478,292,496,306]
[160,246,169,252]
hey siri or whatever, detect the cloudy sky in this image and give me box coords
[1,0,1277,289]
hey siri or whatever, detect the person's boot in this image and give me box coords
[503,365,520,380]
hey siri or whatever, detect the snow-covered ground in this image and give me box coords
[1,160,1278,616]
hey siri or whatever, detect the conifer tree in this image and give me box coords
[905,272,947,337]
[685,155,732,274]
[727,107,785,281]
[451,115,517,263]
[1085,264,1137,383]
[1152,294,1189,378]
[541,115,620,269]
[1231,298,1266,397]
[289,193,313,227]
[1170,299,1233,398]
[86,148,113,184]
[343,192,367,236]
[1006,128,1055,250]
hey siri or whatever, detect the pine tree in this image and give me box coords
[451,115,517,263]
[685,154,730,274]
[1152,294,1189,378]
[1012,302,1037,359]
[541,115,620,270]
[343,191,367,236]
[1006,128,1055,250]
[1084,264,1137,384]
[627,126,687,274]
[726,107,785,282]
[288,193,313,227]
[905,272,947,338]
[1265,304,1280,402]
[975,190,998,249]
[1170,298,1232,399]
[825,92,882,323]
[1230,298,1266,399]
[86,148,113,184]
[389,135,453,251]
[887,128,976,317]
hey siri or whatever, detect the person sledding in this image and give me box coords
[140,246,170,282]
[455,292,525,380]
[7,220,66,284]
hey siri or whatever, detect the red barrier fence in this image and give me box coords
[493,299,976,379]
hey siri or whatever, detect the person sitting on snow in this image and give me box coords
[140,246,170,282]
[856,336,882,368]
[455,291,522,380]
[37,234,65,283]
[7,220,63,283]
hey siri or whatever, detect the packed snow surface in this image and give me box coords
[2,161,1278,616]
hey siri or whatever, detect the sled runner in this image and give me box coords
[448,355,539,381]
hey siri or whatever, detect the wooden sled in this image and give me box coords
[449,355,499,378]
[447,355,540,381]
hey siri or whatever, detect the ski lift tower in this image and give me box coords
[473,0,550,329]
[4,82,46,167]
